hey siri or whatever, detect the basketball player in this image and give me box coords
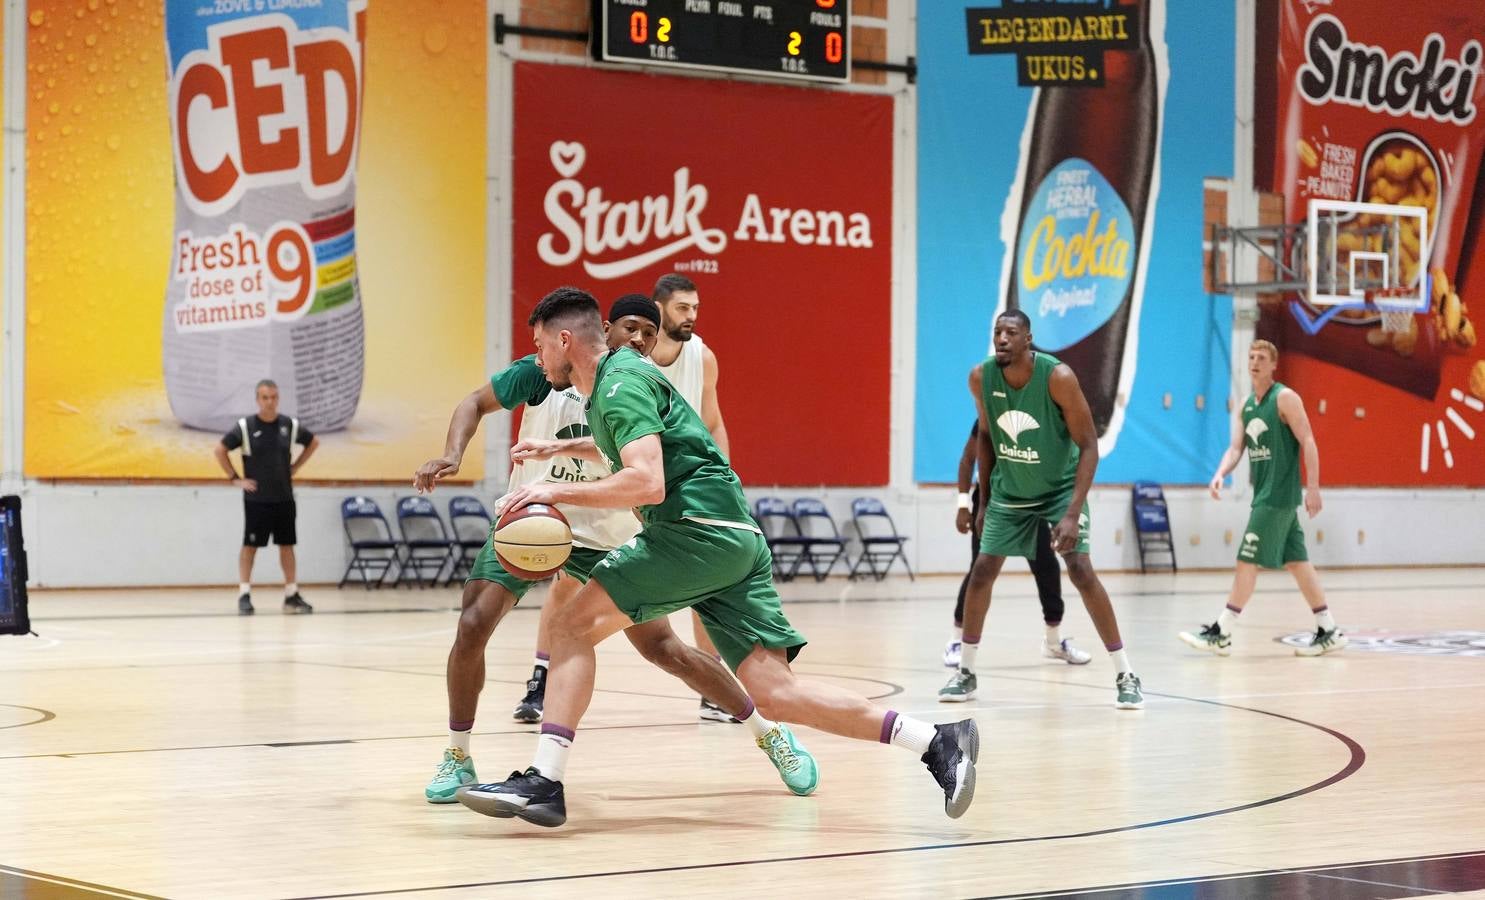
[457,287,978,827]
[948,420,1090,668]
[1178,340,1346,657]
[414,294,816,804]
[652,274,735,722]
[943,309,1143,709]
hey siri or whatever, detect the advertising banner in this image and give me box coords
[511,62,894,486]
[917,0,1234,484]
[24,0,486,479]
[1257,0,1485,486]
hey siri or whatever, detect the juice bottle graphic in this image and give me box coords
[1000,0,1166,451]
[163,0,367,432]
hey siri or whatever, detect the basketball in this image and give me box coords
[492,503,573,580]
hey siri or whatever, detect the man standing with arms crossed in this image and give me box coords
[651,274,735,721]
[1178,340,1346,657]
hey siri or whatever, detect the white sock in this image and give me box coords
[449,728,471,754]
[886,713,937,756]
[284,582,298,598]
[1314,607,1336,631]
[532,730,573,781]
[1109,648,1132,674]
[1045,624,1062,647]
[952,625,963,642]
[1217,607,1241,636]
[959,642,980,672]
[737,702,776,741]
[238,582,251,596]
[533,655,549,671]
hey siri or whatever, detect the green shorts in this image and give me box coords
[590,519,808,672]
[468,543,610,602]
[980,489,1089,558]
[1237,505,1307,569]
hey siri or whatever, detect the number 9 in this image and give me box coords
[266,223,316,319]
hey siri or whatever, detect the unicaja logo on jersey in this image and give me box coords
[996,410,1041,463]
[1241,531,1261,553]
[1245,418,1272,461]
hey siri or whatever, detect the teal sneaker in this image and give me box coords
[1115,672,1145,710]
[938,668,977,702]
[757,724,819,796]
[425,747,477,803]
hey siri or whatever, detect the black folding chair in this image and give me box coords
[446,495,492,585]
[1132,481,1178,573]
[395,497,455,588]
[848,496,914,581]
[753,497,808,582]
[791,498,849,582]
[338,497,401,589]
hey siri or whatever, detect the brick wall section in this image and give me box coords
[514,0,897,85]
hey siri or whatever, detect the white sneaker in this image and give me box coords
[943,639,963,668]
[1042,637,1092,665]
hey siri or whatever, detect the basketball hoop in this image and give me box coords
[1367,288,1417,333]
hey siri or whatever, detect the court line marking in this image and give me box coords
[0,704,56,730]
[974,849,1484,898]
[274,685,1368,898]
[0,864,163,899]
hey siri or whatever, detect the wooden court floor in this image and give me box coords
[2,567,1483,899]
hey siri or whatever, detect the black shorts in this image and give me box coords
[244,500,297,547]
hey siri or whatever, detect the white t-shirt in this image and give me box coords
[654,332,706,413]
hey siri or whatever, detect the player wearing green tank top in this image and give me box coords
[941,309,1143,710]
[457,287,981,828]
[1178,340,1346,657]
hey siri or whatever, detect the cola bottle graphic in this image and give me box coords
[1003,0,1163,444]
[162,0,368,433]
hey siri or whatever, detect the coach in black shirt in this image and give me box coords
[213,379,320,615]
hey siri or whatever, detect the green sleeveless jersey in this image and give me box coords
[981,353,1078,503]
[587,347,756,529]
[1242,382,1302,509]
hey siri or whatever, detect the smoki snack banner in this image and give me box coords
[25,0,486,479]
[512,62,894,487]
[1257,0,1485,486]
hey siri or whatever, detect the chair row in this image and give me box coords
[338,496,493,589]
[753,497,913,583]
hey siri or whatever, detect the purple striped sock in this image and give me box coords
[1225,604,1242,613]
[737,699,755,721]
[449,719,474,732]
[535,651,550,662]
[879,710,898,744]
[1312,605,1328,613]
[1105,641,1124,652]
[963,633,981,645]
[540,723,575,741]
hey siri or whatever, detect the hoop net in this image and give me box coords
[1367,288,1417,332]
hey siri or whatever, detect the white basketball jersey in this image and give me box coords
[511,387,639,551]
[655,333,706,412]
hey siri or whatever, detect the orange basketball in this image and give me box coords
[492,503,573,580]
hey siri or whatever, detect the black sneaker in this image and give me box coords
[922,718,980,818]
[513,668,545,723]
[283,594,314,615]
[457,767,566,827]
[698,697,738,723]
[238,593,254,616]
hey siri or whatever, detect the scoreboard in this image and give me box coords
[596,1,850,84]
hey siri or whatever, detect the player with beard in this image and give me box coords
[651,274,737,722]
[942,309,1144,710]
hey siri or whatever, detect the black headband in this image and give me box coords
[608,294,660,327]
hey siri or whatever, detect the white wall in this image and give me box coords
[13,480,1482,588]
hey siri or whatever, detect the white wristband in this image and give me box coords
[956,492,972,510]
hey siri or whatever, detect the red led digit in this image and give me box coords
[825,31,843,64]
[629,11,647,43]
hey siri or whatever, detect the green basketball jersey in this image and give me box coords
[1242,382,1302,509]
[587,347,756,529]
[981,353,1078,503]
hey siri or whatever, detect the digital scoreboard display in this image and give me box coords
[597,1,850,84]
